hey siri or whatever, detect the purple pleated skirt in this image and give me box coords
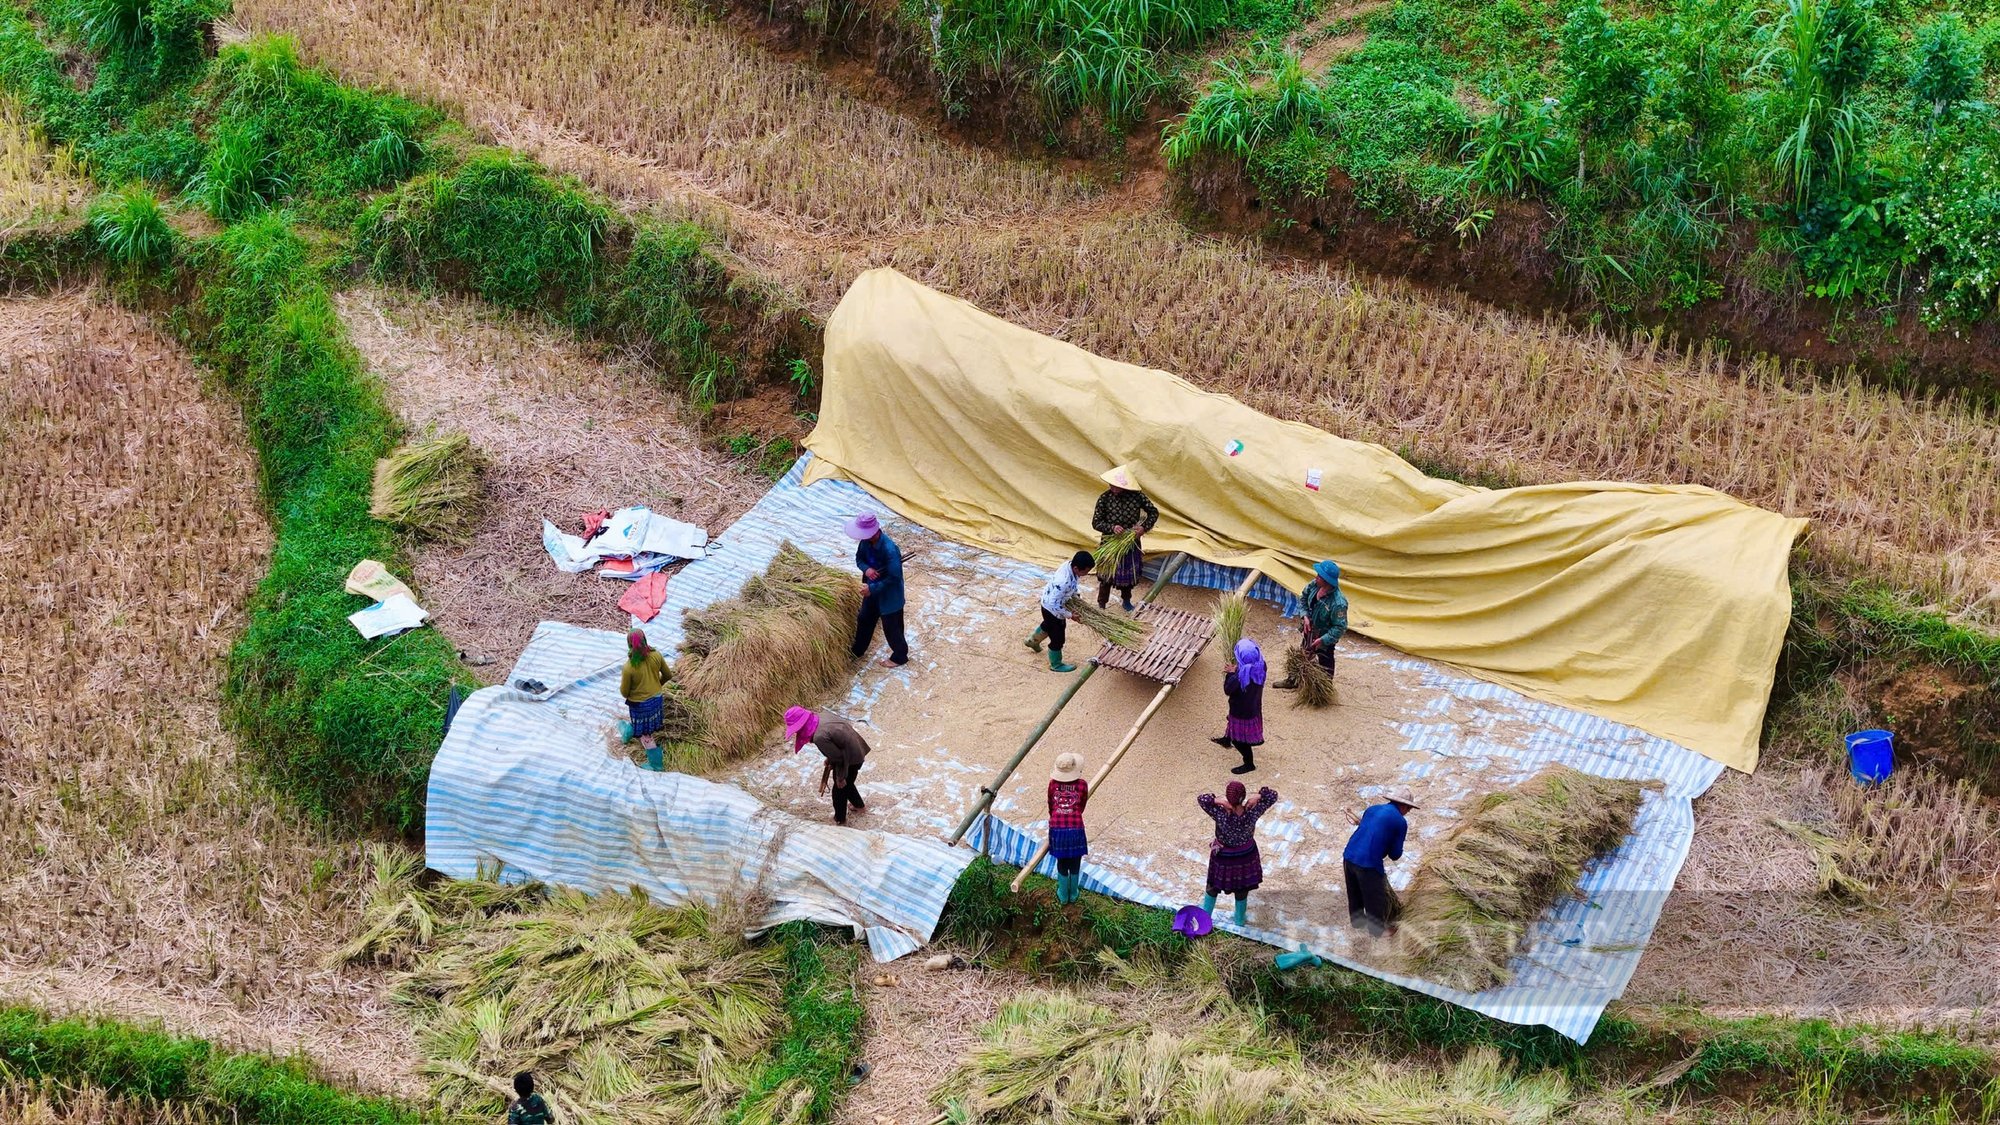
[1206,843,1263,894]
[1225,715,1263,745]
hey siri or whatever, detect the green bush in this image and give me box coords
[0,1007,424,1124]
[356,149,609,316]
[88,183,175,266]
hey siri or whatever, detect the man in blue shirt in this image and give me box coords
[1343,790,1419,937]
[846,512,908,667]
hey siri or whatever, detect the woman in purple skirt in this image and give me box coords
[1198,779,1278,926]
[1211,637,1265,774]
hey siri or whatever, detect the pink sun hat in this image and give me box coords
[784,706,819,751]
[844,513,881,540]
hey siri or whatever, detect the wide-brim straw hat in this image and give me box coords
[1099,464,1139,491]
[844,512,881,540]
[1051,752,1084,783]
[1385,788,1421,809]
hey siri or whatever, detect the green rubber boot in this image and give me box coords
[1057,874,1074,903]
[1048,648,1076,673]
[1025,627,1045,653]
[1233,895,1248,926]
[1201,893,1216,915]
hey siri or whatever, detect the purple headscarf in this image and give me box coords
[1234,638,1266,689]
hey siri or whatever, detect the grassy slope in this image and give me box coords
[0,1008,425,1124]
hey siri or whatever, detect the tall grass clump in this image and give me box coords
[675,542,863,769]
[86,183,174,265]
[370,429,486,540]
[189,210,470,832]
[939,990,1571,1122]
[1397,766,1652,993]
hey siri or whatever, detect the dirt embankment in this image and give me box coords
[727,0,2000,400]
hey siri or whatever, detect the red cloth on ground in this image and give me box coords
[618,571,669,622]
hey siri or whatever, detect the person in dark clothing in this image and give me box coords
[1275,560,1348,689]
[1342,790,1419,937]
[507,1072,554,1124]
[787,706,871,824]
[1046,752,1089,904]
[845,512,908,667]
[1090,464,1159,612]
[1210,637,1266,774]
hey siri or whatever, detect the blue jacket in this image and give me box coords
[855,534,905,615]
[1342,803,1407,870]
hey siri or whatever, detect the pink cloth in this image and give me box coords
[784,706,819,751]
[619,574,669,623]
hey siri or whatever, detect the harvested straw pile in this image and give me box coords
[1397,765,1652,993]
[339,856,788,1125]
[1282,646,1336,708]
[1063,596,1151,649]
[1212,592,1246,650]
[0,1080,221,1124]
[676,541,863,770]
[940,990,1569,1123]
[370,429,486,539]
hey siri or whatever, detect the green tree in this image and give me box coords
[1559,0,1646,187]
[1907,12,1981,126]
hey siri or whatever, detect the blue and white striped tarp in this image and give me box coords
[425,458,975,961]
[432,454,1723,1037]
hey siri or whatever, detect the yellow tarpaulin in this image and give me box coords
[804,268,1806,772]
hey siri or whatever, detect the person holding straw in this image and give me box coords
[1026,549,1098,673]
[845,512,908,668]
[1047,752,1090,904]
[1343,790,1419,937]
[620,629,673,770]
[1090,464,1158,613]
[1198,780,1278,926]
[1275,560,1347,689]
[1212,637,1266,774]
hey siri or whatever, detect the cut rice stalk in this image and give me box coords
[1092,529,1139,580]
[1064,596,1151,649]
[1282,647,1336,709]
[1395,765,1653,992]
[370,428,486,539]
[676,541,863,767]
[1213,592,1247,650]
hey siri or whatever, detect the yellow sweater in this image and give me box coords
[619,650,672,702]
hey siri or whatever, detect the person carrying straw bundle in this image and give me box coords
[1026,550,1098,673]
[1046,752,1090,904]
[786,706,871,825]
[1211,638,1266,774]
[1343,790,1419,937]
[845,512,908,668]
[1274,560,1347,697]
[1197,780,1278,927]
[1090,464,1158,613]
[620,629,673,770]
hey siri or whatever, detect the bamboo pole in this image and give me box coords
[1005,568,1262,894]
[946,552,1191,846]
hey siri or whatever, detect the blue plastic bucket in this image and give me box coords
[1845,729,1894,783]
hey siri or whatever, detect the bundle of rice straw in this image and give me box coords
[1396,765,1653,992]
[1212,592,1247,650]
[1092,529,1139,580]
[1063,596,1152,649]
[676,541,863,770]
[331,846,543,969]
[1282,647,1336,708]
[391,886,787,1125]
[370,429,486,539]
[938,989,1571,1123]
